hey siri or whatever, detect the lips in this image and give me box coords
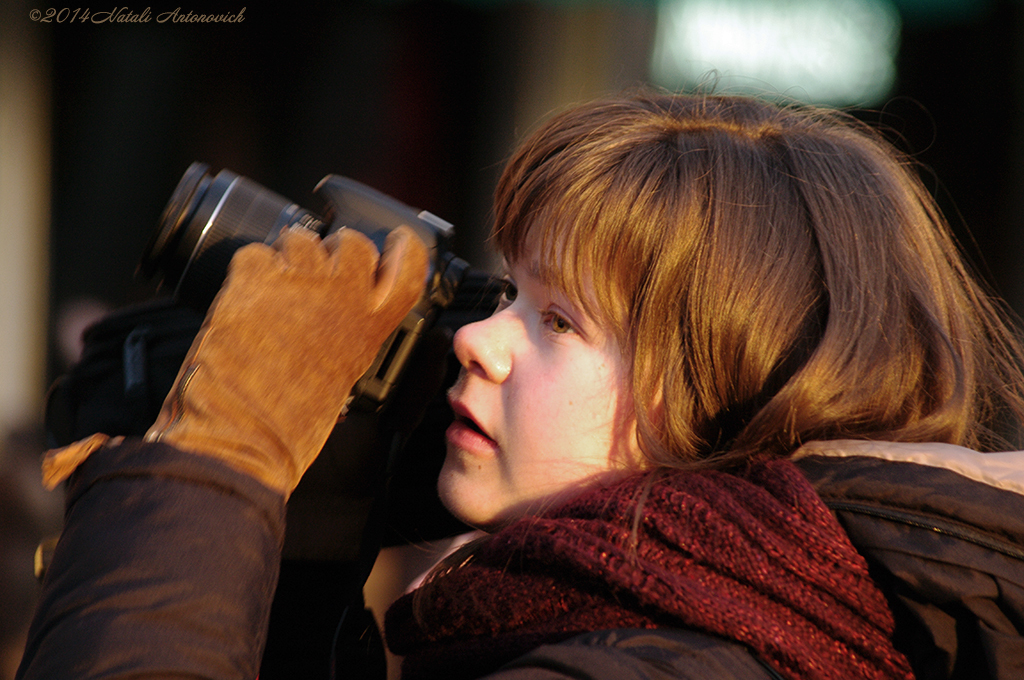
[455,412,486,436]
[448,394,485,434]
[446,394,498,454]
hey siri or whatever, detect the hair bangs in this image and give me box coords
[492,131,658,340]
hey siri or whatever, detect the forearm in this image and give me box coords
[16,438,286,680]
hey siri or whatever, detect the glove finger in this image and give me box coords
[371,226,428,318]
[275,226,329,272]
[320,228,346,256]
[214,243,277,309]
[228,241,276,275]
[324,228,380,279]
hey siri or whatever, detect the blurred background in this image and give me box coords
[3,0,1024,676]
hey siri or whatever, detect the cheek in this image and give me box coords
[572,362,641,464]
[506,369,591,443]
[566,361,628,423]
[515,363,630,456]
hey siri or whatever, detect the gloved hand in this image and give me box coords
[139,225,428,497]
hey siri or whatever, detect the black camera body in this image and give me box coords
[140,162,469,412]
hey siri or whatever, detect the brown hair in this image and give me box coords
[492,90,1024,470]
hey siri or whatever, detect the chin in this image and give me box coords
[437,478,522,532]
[439,479,553,534]
[437,465,489,530]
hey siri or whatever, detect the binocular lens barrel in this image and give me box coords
[141,163,326,311]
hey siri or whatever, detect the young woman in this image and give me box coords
[17,91,1024,680]
[384,92,1024,679]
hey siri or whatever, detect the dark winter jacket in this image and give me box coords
[15,438,1024,679]
[793,440,1024,679]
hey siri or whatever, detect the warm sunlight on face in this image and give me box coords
[438,258,642,530]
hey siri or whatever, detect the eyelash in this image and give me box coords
[497,277,576,335]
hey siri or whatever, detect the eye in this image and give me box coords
[499,279,518,304]
[546,312,575,334]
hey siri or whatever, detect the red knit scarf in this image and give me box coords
[385,459,914,680]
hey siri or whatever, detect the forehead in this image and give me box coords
[505,245,617,333]
[534,230,628,327]
[502,237,574,302]
[496,201,637,346]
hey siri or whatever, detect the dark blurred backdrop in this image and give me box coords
[7,0,1024,383]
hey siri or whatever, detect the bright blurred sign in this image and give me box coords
[651,0,902,106]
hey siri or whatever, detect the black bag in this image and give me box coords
[45,298,203,448]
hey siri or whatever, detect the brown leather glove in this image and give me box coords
[137,225,428,496]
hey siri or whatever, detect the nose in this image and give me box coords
[452,311,513,383]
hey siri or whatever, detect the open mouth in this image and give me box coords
[445,402,499,454]
[447,393,495,446]
[456,413,487,437]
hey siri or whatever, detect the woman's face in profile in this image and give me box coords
[438,254,642,530]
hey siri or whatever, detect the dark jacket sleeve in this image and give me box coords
[16,438,286,680]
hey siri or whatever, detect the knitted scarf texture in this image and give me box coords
[385,458,914,680]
